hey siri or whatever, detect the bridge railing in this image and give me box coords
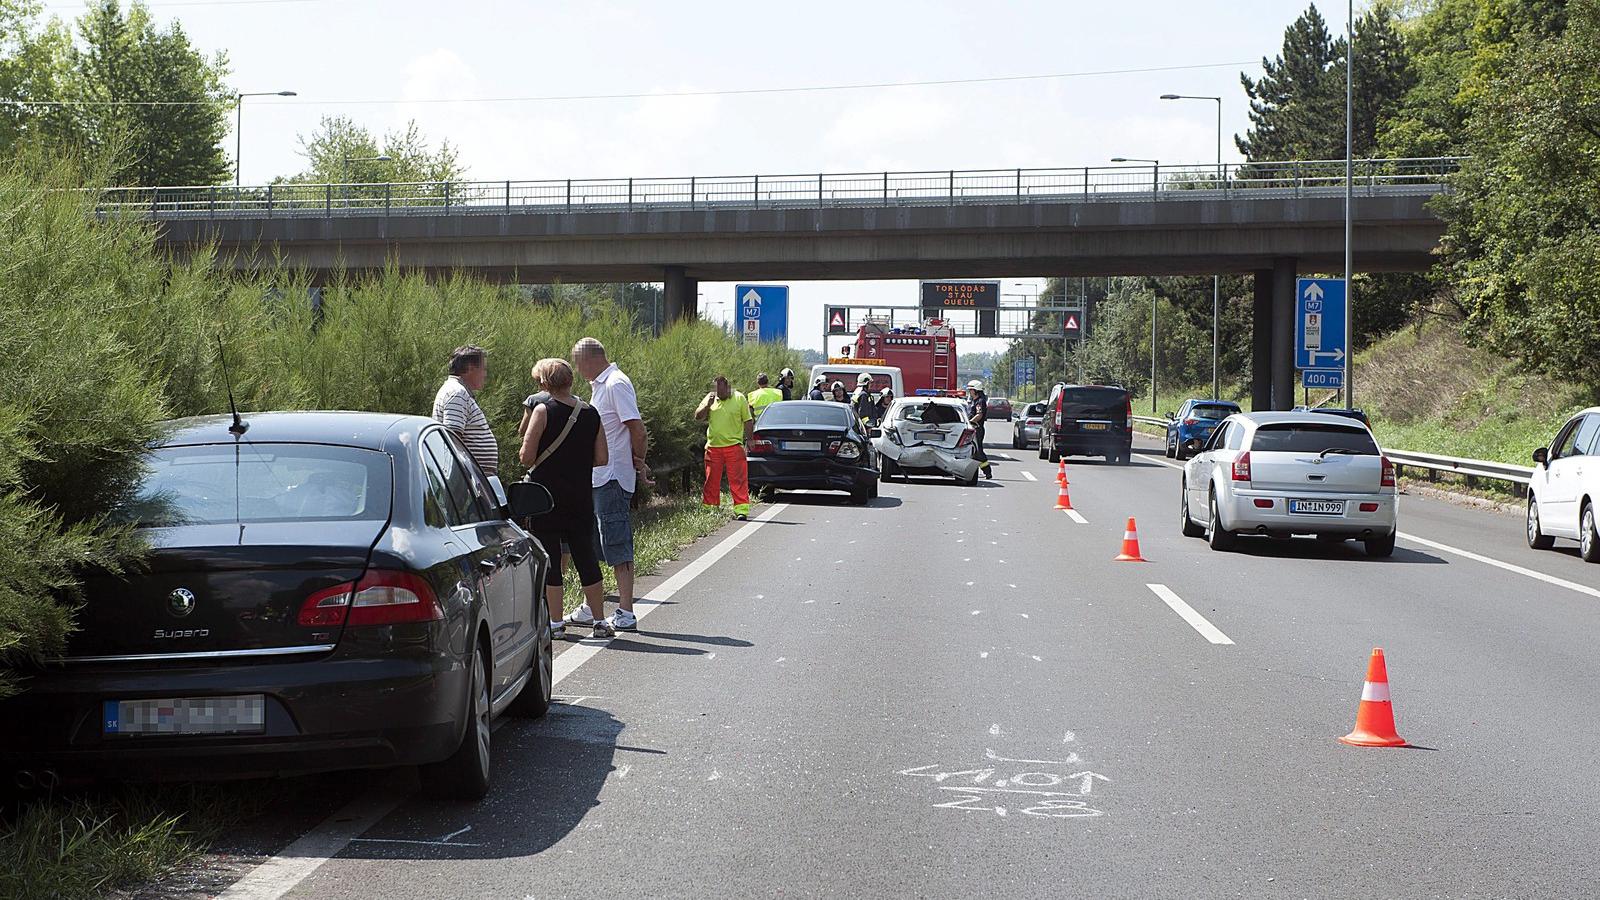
[92,157,1465,220]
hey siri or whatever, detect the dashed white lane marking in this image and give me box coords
[219,503,792,900]
[1146,583,1235,645]
[1397,532,1600,600]
[1021,470,1038,482]
[1064,509,1088,525]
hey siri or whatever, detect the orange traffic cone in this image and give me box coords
[1056,459,1068,484]
[1114,517,1146,561]
[1053,481,1073,510]
[1339,648,1409,748]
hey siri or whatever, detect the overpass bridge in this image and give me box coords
[101,157,1460,409]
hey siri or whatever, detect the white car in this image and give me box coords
[1527,406,1600,562]
[874,397,982,485]
[1180,411,1398,556]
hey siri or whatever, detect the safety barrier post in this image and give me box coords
[817,173,823,208]
[882,172,888,204]
[325,183,331,216]
[690,175,696,210]
[1015,168,1022,201]
[753,174,760,207]
[266,183,273,217]
[627,177,633,211]
[505,180,511,212]
[385,183,391,216]
[949,170,955,203]
[444,181,451,213]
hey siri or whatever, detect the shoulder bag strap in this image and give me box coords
[532,399,587,470]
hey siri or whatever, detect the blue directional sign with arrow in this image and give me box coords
[734,284,789,345]
[1295,277,1347,371]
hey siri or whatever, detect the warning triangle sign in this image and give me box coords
[830,311,846,328]
[1064,315,1080,330]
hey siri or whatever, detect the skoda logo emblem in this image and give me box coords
[168,588,197,618]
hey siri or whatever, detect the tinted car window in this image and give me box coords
[1225,422,1247,450]
[1568,415,1600,458]
[759,404,852,428]
[1205,422,1231,451]
[1551,418,1583,458]
[1060,387,1129,414]
[418,442,455,528]
[1250,423,1379,455]
[1192,404,1237,420]
[441,430,501,517]
[114,443,391,527]
[422,430,490,524]
[1025,403,1047,417]
[898,403,963,425]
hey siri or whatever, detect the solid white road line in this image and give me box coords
[1145,583,1235,645]
[1397,531,1600,601]
[1064,509,1088,525]
[1021,470,1038,482]
[218,503,790,900]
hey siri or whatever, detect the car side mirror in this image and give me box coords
[1165,411,1176,420]
[1183,438,1205,454]
[868,427,882,439]
[507,481,555,519]
[1533,447,1549,466]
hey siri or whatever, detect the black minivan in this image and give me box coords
[1038,383,1134,465]
[1,412,555,800]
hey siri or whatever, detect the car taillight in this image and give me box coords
[1231,451,1252,482]
[835,441,861,460]
[1359,502,1380,512]
[297,570,443,628]
[955,429,975,448]
[1381,455,1396,488]
[750,436,775,454]
[1125,400,1133,429]
[1184,418,1198,426]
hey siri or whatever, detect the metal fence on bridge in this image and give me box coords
[93,157,1464,221]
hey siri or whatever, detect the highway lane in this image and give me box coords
[229,423,1600,899]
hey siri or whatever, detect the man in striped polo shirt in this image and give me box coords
[433,345,499,476]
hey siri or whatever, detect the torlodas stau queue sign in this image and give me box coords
[920,280,1000,309]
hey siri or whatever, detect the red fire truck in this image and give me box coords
[845,318,959,396]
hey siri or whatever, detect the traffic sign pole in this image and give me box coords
[1344,0,1355,408]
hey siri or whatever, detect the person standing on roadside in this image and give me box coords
[515,368,551,439]
[749,372,783,421]
[965,379,995,480]
[829,381,849,404]
[695,375,754,520]
[808,375,828,401]
[572,337,650,633]
[517,359,610,640]
[432,345,498,476]
[777,368,797,401]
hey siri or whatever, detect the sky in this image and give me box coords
[49,0,1350,353]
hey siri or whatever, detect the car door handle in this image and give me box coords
[479,558,501,573]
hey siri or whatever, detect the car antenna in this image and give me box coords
[216,336,249,436]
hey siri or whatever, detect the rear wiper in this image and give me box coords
[1318,447,1359,457]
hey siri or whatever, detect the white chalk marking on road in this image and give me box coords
[616,764,631,779]
[1021,470,1037,482]
[984,748,1081,766]
[1007,584,1017,589]
[437,825,472,843]
[221,504,792,900]
[980,651,989,658]
[1031,655,1042,661]
[971,610,982,615]
[348,837,484,848]
[708,770,721,781]
[989,723,1003,736]
[707,653,716,660]
[1019,613,1029,619]
[775,657,786,663]
[965,581,975,586]
[1398,532,1600,600]
[1145,584,1234,645]
[1062,731,1076,744]
[1064,509,1088,524]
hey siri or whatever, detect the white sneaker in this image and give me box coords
[608,608,638,632]
[563,606,597,627]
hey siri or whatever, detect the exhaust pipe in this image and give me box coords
[14,769,36,791]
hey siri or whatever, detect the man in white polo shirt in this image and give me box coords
[572,337,650,633]
[432,345,498,476]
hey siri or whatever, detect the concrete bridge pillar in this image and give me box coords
[663,267,689,323]
[1271,257,1297,410]
[1251,270,1273,411]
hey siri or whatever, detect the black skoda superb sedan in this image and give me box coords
[1,412,555,800]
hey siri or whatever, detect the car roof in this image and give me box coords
[1230,411,1372,429]
[767,400,849,410]
[158,411,432,452]
[1189,399,1240,406]
[891,396,963,406]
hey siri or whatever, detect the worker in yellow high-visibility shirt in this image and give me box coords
[748,372,783,422]
[695,375,754,520]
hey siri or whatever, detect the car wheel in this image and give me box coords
[1048,445,1061,464]
[868,479,880,500]
[1165,435,1176,458]
[506,625,553,719]
[880,458,898,483]
[1205,491,1235,551]
[962,468,980,487]
[1037,439,1048,460]
[1180,482,1204,538]
[849,486,870,505]
[1116,447,1132,466]
[1581,502,1600,563]
[1364,531,1397,558]
[1526,495,1555,550]
[420,639,492,800]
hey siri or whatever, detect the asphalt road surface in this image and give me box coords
[213,425,1600,900]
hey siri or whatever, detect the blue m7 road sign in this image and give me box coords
[1295,278,1347,371]
[734,284,789,345]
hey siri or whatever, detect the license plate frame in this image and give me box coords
[103,695,266,736]
[781,440,822,452]
[1288,498,1346,516]
[1079,422,1109,431]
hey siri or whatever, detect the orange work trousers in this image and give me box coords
[703,444,750,516]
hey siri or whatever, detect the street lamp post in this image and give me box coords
[1344,0,1355,408]
[235,90,297,186]
[1113,159,1160,412]
[1162,93,1223,401]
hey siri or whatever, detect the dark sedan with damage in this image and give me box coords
[746,401,880,504]
[1,412,555,800]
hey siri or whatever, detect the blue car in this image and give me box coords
[1164,399,1241,459]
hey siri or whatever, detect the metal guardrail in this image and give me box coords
[91,157,1464,220]
[1132,416,1169,429]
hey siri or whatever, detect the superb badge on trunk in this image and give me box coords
[167,588,197,617]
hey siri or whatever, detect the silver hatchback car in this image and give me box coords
[1179,411,1398,556]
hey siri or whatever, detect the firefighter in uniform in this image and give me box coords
[850,373,882,429]
[965,379,994,480]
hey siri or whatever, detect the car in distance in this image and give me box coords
[0,412,555,800]
[1291,405,1373,429]
[1039,383,1134,465]
[1527,406,1600,562]
[1012,402,1047,449]
[1179,411,1398,557]
[747,400,879,504]
[985,397,1014,422]
[875,397,982,485]
[1165,399,1241,460]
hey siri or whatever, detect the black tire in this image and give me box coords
[880,457,898,483]
[506,624,553,719]
[962,468,980,487]
[1115,447,1132,466]
[868,478,880,500]
[1365,532,1397,558]
[1581,502,1600,564]
[1180,482,1204,538]
[1048,445,1061,464]
[1205,491,1235,552]
[849,486,870,505]
[420,639,492,801]
[1527,495,1555,550]
[1037,441,1048,460]
[1165,436,1176,459]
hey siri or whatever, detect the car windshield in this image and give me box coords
[758,404,852,428]
[110,443,393,526]
[1249,423,1379,455]
[1191,405,1237,420]
[1025,403,1046,417]
[897,402,963,425]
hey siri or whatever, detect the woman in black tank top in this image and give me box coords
[518,358,608,638]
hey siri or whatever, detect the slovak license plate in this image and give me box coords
[103,696,266,736]
[782,441,821,452]
[1079,422,1108,431]
[1289,499,1345,515]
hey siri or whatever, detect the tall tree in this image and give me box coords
[283,115,465,184]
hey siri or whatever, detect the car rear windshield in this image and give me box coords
[112,443,393,526]
[1249,423,1379,455]
[1061,387,1128,411]
[897,402,964,425]
[818,371,894,393]
[758,404,852,428]
[1191,404,1237,420]
[1025,403,1047,417]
